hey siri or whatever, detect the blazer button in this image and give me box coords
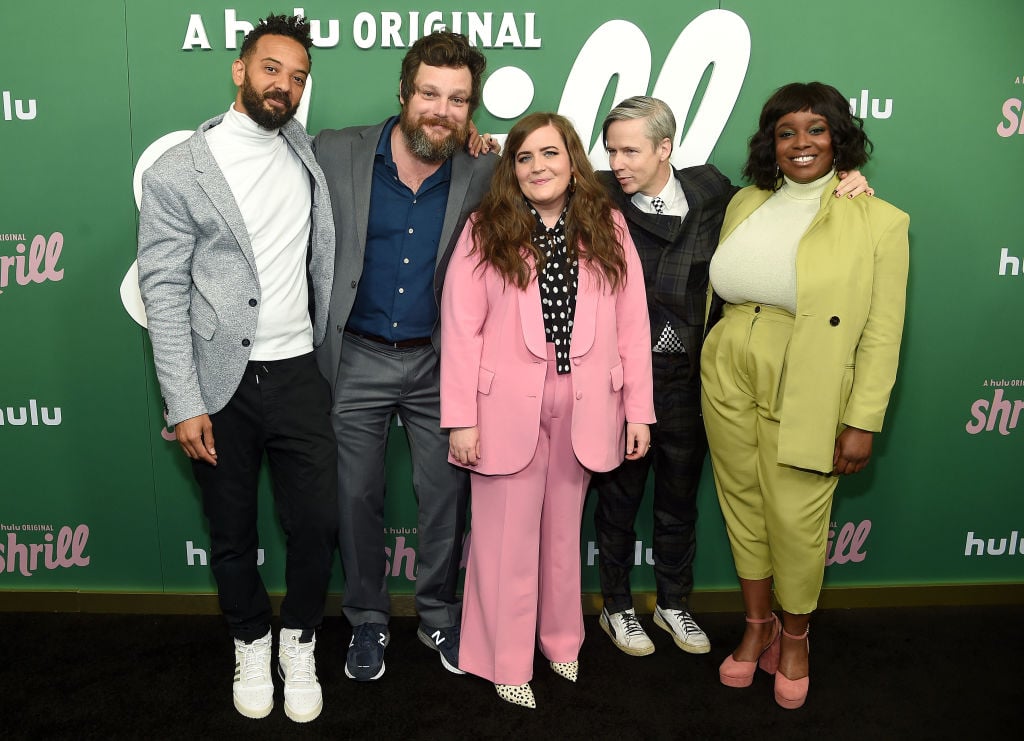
[829,316,840,326]
[576,391,583,400]
[241,338,250,347]
[754,305,761,313]
[350,281,357,289]
[248,298,257,307]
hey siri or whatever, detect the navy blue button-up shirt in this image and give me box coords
[346,116,452,342]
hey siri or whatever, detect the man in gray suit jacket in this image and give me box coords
[137,15,336,724]
[313,31,497,681]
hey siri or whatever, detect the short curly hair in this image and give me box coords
[239,14,313,66]
[743,82,872,190]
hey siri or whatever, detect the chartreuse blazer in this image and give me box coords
[710,175,909,473]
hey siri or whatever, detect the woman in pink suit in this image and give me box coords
[440,112,655,709]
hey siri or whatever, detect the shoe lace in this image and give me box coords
[353,623,385,651]
[620,611,647,638]
[238,640,270,682]
[282,639,316,683]
[669,609,701,636]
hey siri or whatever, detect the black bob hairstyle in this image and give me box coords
[743,81,873,191]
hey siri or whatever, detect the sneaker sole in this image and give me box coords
[277,665,324,722]
[233,696,273,719]
[344,662,386,681]
[599,613,655,657]
[653,611,711,654]
[284,698,323,723]
[416,628,466,674]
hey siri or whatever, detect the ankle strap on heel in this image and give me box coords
[744,614,776,624]
[782,626,809,640]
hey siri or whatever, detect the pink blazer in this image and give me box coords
[440,209,655,475]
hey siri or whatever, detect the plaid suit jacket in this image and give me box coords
[600,165,737,378]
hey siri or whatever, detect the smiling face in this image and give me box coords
[232,34,308,130]
[398,62,472,162]
[514,124,573,221]
[604,117,672,196]
[774,109,834,183]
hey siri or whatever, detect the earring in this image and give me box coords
[775,164,781,179]
[569,174,577,193]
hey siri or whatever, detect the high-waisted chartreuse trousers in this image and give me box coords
[701,303,839,614]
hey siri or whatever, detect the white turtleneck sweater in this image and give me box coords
[709,170,834,315]
[205,104,313,360]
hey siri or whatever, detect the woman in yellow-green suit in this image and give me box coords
[700,82,909,710]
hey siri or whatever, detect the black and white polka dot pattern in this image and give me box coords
[530,204,577,374]
[495,682,536,708]
[550,660,579,682]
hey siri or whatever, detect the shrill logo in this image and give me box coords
[965,383,1024,435]
[2,89,37,121]
[0,232,65,296]
[161,410,177,442]
[0,399,62,427]
[0,524,90,576]
[826,520,870,566]
[964,530,1024,557]
[997,97,1024,137]
[385,531,419,580]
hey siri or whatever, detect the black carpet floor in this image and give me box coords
[2,605,1020,739]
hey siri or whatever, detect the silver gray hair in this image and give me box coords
[602,96,676,150]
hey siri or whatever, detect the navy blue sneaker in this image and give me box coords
[345,623,389,681]
[417,624,465,675]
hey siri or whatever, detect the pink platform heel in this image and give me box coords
[774,626,810,709]
[719,614,781,688]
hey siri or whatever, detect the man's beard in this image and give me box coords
[240,74,298,130]
[399,111,467,162]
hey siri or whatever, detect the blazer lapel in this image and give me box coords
[190,121,258,279]
[281,118,315,178]
[517,267,548,360]
[569,262,597,357]
[350,125,383,262]
[437,149,474,267]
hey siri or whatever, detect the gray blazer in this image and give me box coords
[137,113,336,426]
[312,119,497,392]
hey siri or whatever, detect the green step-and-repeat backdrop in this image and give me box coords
[2,1,1022,599]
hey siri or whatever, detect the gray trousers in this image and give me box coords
[332,333,469,629]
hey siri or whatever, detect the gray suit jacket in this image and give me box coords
[312,119,497,392]
[137,113,336,426]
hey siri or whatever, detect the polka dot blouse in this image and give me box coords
[530,203,578,374]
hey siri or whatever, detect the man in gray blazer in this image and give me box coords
[313,31,497,681]
[137,15,336,724]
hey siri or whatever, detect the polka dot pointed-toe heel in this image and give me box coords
[549,660,578,682]
[494,682,536,709]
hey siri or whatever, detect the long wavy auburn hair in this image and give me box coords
[471,112,627,292]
